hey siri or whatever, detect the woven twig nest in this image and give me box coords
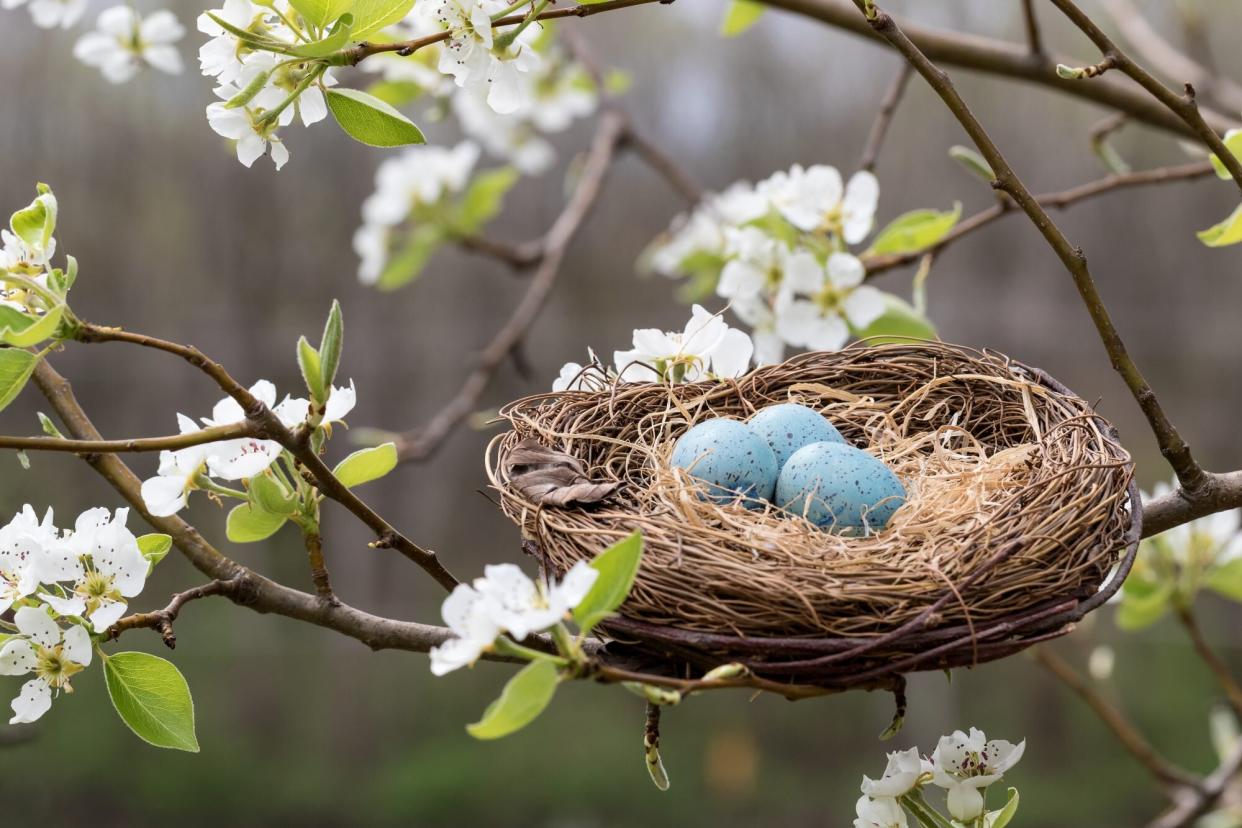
[486,342,1139,690]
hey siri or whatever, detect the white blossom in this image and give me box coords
[140,415,212,517]
[0,506,62,615]
[854,795,908,828]
[4,0,88,29]
[775,252,884,351]
[760,165,879,242]
[861,747,926,798]
[472,562,597,641]
[927,728,1025,822]
[197,0,280,85]
[433,0,542,115]
[0,606,92,724]
[429,581,503,675]
[614,305,754,383]
[74,6,185,84]
[361,141,480,228]
[38,508,148,633]
[206,99,291,170]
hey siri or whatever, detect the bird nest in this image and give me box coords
[485,342,1139,690]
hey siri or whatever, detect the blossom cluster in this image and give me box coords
[429,561,597,675]
[0,505,152,724]
[552,305,755,391]
[648,164,888,364]
[855,728,1024,827]
[140,378,355,516]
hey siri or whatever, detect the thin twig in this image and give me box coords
[1047,0,1242,192]
[860,63,913,172]
[106,578,237,648]
[853,2,1208,493]
[303,528,339,605]
[396,111,627,462]
[1175,605,1242,720]
[1033,648,1201,790]
[1020,0,1043,57]
[0,422,254,455]
[1148,742,1242,828]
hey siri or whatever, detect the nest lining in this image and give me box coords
[487,342,1137,683]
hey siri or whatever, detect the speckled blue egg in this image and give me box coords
[747,403,845,469]
[775,442,906,533]
[670,419,779,507]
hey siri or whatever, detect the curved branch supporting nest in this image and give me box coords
[488,342,1139,691]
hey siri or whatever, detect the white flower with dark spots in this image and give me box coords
[861,747,926,798]
[775,252,884,352]
[140,414,213,517]
[614,305,754,384]
[0,606,92,724]
[927,727,1025,822]
[853,795,907,828]
[39,508,148,633]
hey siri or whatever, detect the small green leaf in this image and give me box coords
[572,531,643,633]
[645,740,670,791]
[986,788,1020,828]
[249,472,298,515]
[720,0,764,36]
[866,203,962,256]
[326,88,425,148]
[1093,138,1131,176]
[453,167,519,234]
[348,0,415,41]
[948,145,994,182]
[226,503,288,543]
[377,224,444,291]
[103,652,199,752]
[204,12,293,51]
[37,411,63,438]
[318,300,344,392]
[224,69,273,109]
[332,442,398,488]
[16,450,29,470]
[467,659,560,740]
[1116,579,1173,630]
[137,533,173,569]
[1205,558,1242,603]
[287,0,353,30]
[853,294,937,343]
[0,304,65,348]
[10,185,56,253]
[297,336,325,402]
[1197,203,1242,248]
[1210,129,1242,181]
[289,13,354,58]
[0,349,39,413]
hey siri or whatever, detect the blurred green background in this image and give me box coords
[3,1,1242,825]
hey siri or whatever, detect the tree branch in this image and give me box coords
[1046,0,1242,192]
[1142,471,1242,537]
[0,422,254,455]
[1020,0,1043,57]
[1033,647,1201,791]
[853,2,1207,493]
[860,63,913,172]
[1175,605,1242,721]
[395,111,627,462]
[755,0,1239,138]
[1148,741,1242,828]
[106,578,237,648]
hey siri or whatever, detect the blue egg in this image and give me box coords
[775,442,906,533]
[670,419,779,507]
[747,403,845,469]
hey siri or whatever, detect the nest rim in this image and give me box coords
[489,341,1139,690]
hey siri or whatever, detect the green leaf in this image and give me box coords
[249,472,298,515]
[572,531,643,633]
[326,88,425,148]
[377,224,444,291]
[289,13,355,58]
[453,167,520,234]
[0,304,64,348]
[288,0,353,29]
[103,652,199,752]
[204,12,294,51]
[948,145,994,182]
[720,0,764,36]
[349,0,415,40]
[332,442,397,488]
[1210,129,1242,181]
[1116,579,1173,630]
[297,336,325,402]
[645,739,670,791]
[318,300,344,392]
[1093,138,1131,176]
[37,411,63,438]
[226,503,288,543]
[0,349,39,413]
[866,203,962,256]
[1205,558,1242,603]
[853,294,938,343]
[467,660,560,740]
[224,69,273,109]
[1197,203,1242,248]
[10,185,56,253]
[985,788,1020,828]
[137,534,173,568]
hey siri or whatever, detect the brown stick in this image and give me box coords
[106,579,237,648]
[859,63,913,172]
[0,422,255,454]
[1033,648,1201,790]
[1175,605,1242,720]
[1020,0,1043,57]
[853,2,1207,493]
